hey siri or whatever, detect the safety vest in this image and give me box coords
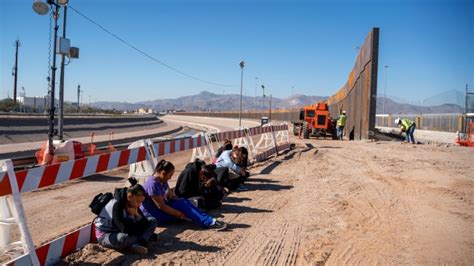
[337,114,347,127]
[401,119,414,130]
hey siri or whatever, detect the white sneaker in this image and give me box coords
[210,220,227,231]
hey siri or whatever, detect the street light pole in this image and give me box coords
[383,65,388,114]
[47,2,60,155]
[261,84,265,118]
[13,39,21,104]
[269,94,272,122]
[254,77,258,111]
[58,4,68,140]
[239,60,245,128]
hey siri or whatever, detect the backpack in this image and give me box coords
[89,192,113,215]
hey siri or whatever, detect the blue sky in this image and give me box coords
[1,0,472,103]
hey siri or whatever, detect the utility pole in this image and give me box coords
[383,65,388,114]
[13,39,21,103]
[261,84,265,119]
[291,85,294,119]
[47,2,60,155]
[466,84,469,114]
[254,77,258,111]
[269,94,272,121]
[466,84,469,134]
[77,84,81,113]
[58,4,68,140]
[239,60,245,128]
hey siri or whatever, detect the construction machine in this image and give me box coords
[292,102,338,139]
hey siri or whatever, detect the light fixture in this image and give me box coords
[32,0,49,15]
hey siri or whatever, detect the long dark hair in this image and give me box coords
[154,159,175,174]
[201,164,216,180]
[239,147,249,168]
[127,177,146,196]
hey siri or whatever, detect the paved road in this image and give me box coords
[0,121,182,159]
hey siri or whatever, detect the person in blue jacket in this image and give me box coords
[215,146,248,191]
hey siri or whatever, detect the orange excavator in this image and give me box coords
[292,102,338,139]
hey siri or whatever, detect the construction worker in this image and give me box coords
[395,118,416,144]
[336,110,347,140]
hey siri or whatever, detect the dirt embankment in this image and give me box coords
[61,137,473,265]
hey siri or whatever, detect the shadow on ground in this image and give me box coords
[259,161,282,175]
[218,203,272,214]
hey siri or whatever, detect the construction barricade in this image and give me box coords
[0,123,290,265]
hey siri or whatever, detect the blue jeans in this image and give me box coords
[405,124,416,143]
[337,126,344,140]
[146,198,214,228]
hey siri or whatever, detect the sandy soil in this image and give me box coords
[4,117,474,265]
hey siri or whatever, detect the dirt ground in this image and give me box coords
[60,136,473,265]
[3,116,473,265]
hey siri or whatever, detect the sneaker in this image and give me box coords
[209,220,227,231]
[128,244,148,255]
[236,184,249,191]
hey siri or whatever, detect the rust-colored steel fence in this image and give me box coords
[325,28,379,140]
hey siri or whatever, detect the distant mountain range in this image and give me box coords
[92,91,327,112]
[386,90,466,107]
[91,90,465,114]
[376,97,464,114]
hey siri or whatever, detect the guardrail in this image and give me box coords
[0,123,290,265]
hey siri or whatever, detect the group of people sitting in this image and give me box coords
[93,140,250,255]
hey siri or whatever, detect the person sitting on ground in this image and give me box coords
[140,159,227,230]
[215,146,248,191]
[212,139,233,164]
[238,146,250,180]
[175,159,225,210]
[94,177,157,255]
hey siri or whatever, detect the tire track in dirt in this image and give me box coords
[59,136,473,265]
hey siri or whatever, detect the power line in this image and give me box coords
[68,5,237,88]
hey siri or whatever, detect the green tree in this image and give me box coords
[0,98,19,112]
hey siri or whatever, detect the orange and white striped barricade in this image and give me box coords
[128,139,159,184]
[272,123,291,152]
[154,133,209,158]
[233,128,255,163]
[1,145,149,265]
[190,133,214,163]
[207,128,247,162]
[248,125,276,162]
[0,159,40,266]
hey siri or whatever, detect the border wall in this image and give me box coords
[326,27,379,140]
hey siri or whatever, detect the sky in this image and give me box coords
[0,0,473,104]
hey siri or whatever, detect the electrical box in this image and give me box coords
[69,47,80,59]
[57,37,70,55]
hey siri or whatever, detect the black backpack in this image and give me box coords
[89,192,113,215]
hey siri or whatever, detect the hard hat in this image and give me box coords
[342,110,346,114]
[394,118,400,124]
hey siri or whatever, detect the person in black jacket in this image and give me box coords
[174,159,204,199]
[94,178,157,255]
[175,160,225,210]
